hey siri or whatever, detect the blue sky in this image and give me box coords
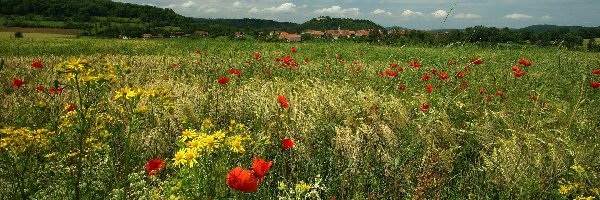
[114,0,600,30]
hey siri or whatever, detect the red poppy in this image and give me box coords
[465,66,470,73]
[227,167,259,192]
[246,60,252,65]
[390,63,398,68]
[254,51,260,60]
[252,158,272,179]
[265,69,272,75]
[456,71,464,79]
[487,95,492,102]
[36,85,45,91]
[31,60,43,69]
[145,158,166,178]
[592,69,600,75]
[429,69,437,75]
[420,104,429,111]
[519,58,531,67]
[276,57,281,62]
[479,87,485,94]
[471,58,484,65]
[325,67,331,73]
[283,55,293,64]
[449,60,456,65]
[172,63,179,68]
[282,138,294,150]
[357,51,363,56]
[291,47,297,53]
[67,104,76,112]
[512,65,522,72]
[278,95,289,109]
[356,66,362,71]
[398,83,407,91]
[513,71,525,77]
[426,85,433,93]
[422,74,431,81]
[379,73,385,78]
[50,87,62,94]
[336,55,342,60]
[196,50,201,54]
[12,78,24,88]
[409,61,421,68]
[496,91,504,96]
[385,70,398,77]
[530,95,539,101]
[218,77,229,85]
[304,58,310,63]
[438,72,449,80]
[397,67,404,72]
[591,81,600,89]
[230,68,241,77]
[195,61,201,65]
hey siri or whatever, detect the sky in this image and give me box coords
[113,0,600,30]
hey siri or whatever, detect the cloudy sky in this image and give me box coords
[114,0,600,30]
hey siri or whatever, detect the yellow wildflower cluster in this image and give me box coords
[171,119,252,168]
[0,127,54,154]
[55,58,117,84]
[113,86,175,112]
[277,175,327,199]
[558,164,600,199]
[559,178,583,195]
[114,87,145,100]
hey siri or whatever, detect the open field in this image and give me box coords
[1,37,599,199]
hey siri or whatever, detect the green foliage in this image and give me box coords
[13,31,22,38]
[301,16,384,31]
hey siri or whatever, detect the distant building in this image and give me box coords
[278,32,301,42]
[194,30,209,36]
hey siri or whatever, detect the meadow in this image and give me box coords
[0,36,599,199]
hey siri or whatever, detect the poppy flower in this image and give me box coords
[276,57,281,62]
[278,95,289,109]
[496,91,504,96]
[592,69,600,75]
[282,138,294,150]
[265,69,272,75]
[397,67,404,72]
[471,58,484,65]
[12,78,24,88]
[449,60,456,65]
[304,58,310,63]
[465,66,470,73]
[246,60,252,65]
[283,55,293,64]
[379,73,385,78]
[530,95,539,101]
[479,87,485,94]
[398,83,407,91]
[353,60,359,65]
[31,60,43,69]
[218,77,229,85]
[519,58,531,67]
[254,51,260,60]
[172,63,179,68]
[422,74,431,81]
[409,61,421,68]
[67,104,76,112]
[291,47,297,53]
[195,50,201,54]
[487,95,492,102]
[336,55,342,60]
[429,69,437,75]
[252,158,272,179]
[591,81,600,89]
[513,71,525,77]
[385,70,398,77]
[195,61,201,65]
[426,85,433,93]
[512,65,522,72]
[229,68,241,77]
[358,51,363,56]
[438,72,449,80]
[50,87,62,94]
[36,85,45,91]
[356,66,362,71]
[390,63,398,68]
[227,167,259,192]
[456,71,464,79]
[145,158,166,178]
[325,67,331,73]
[420,104,429,111]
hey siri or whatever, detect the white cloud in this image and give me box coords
[266,3,297,13]
[541,15,552,21]
[372,9,392,16]
[249,7,259,13]
[401,10,424,17]
[232,1,240,7]
[454,13,482,19]
[314,6,359,15]
[181,0,195,8]
[504,13,533,20]
[431,10,448,18]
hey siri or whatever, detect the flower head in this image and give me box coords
[291,47,297,53]
[426,85,433,93]
[278,95,289,109]
[471,58,484,65]
[145,158,166,178]
[230,68,241,77]
[592,69,600,75]
[12,78,24,88]
[409,61,421,68]
[36,85,45,91]
[513,71,525,77]
[218,77,229,85]
[420,104,429,111]
[591,81,600,89]
[438,72,449,80]
[254,51,260,60]
[519,58,531,67]
[422,74,431,81]
[282,138,294,150]
[227,167,259,192]
[31,60,43,69]
[252,158,273,179]
[449,60,456,65]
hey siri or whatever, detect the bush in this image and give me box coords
[14,32,23,38]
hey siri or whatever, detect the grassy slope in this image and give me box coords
[0,37,599,198]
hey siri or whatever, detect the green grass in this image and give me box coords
[0,32,76,39]
[0,37,599,199]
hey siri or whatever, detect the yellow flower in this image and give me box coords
[126,89,137,99]
[201,118,213,130]
[277,181,287,191]
[571,164,585,173]
[185,148,199,168]
[180,129,198,142]
[172,149,186,167]
[227,135,246,153]
[135,105,148,113]
[295,181,312,194]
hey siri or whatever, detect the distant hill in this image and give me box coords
[520,25,592,33]
[300,16,385,31]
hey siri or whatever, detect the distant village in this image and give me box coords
[137,28,418,41]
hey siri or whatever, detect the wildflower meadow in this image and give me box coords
[1,37,599,199]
